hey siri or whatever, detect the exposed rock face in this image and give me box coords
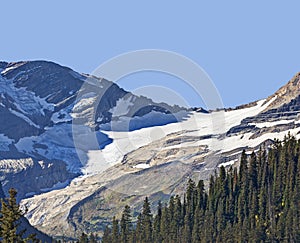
[227,94,300,138]
[0,157,75,200]
[265,72,300,110]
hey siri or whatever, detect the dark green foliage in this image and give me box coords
[120,205,133,243]
[104,135,300,242]
[111,216,120,243]
[136,197,153,243]
[0,188,37,242]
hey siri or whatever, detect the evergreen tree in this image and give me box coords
[153,201,162,243]
[111,216,120,243]
[0,188,37,243]
[140,197,153,243]
[135,213,143,243]
[120,205,133,243]
[160,206,169,243]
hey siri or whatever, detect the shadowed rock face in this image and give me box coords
[0,61,82,141]
[4,61,83,105]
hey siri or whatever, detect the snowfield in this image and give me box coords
[82,97,274,175]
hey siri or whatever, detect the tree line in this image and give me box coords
[102,135,300,242]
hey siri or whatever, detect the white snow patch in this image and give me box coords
[249,119,293,128]
[1,66,18,74]
[38,161,45,169]
[217,127,300,154]
[0,158,34,173]
[133,164,150,169]
[218,159,238,167]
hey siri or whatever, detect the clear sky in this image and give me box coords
[1,1,299,108]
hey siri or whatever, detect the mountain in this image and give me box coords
[1,61,300,239]
[0,60,187,201]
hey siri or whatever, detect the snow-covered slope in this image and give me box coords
[0,61,187,199]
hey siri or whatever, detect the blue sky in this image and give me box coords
[1,1,299,108]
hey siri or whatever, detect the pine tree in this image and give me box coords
[0,188,37,243]
[153,201,162,243]
[160,206,169,243]
[111,216,120,243]
[168,196,177,242]
[182,214,191,243]
[135,213,143,243]
[141,197,153,243]
[191,206,201,243]
[120,205,132,243]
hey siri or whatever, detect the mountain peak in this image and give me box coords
[265,72,300,110]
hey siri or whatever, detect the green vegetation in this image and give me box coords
[0,188,38,242]
[103,135,300,242]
